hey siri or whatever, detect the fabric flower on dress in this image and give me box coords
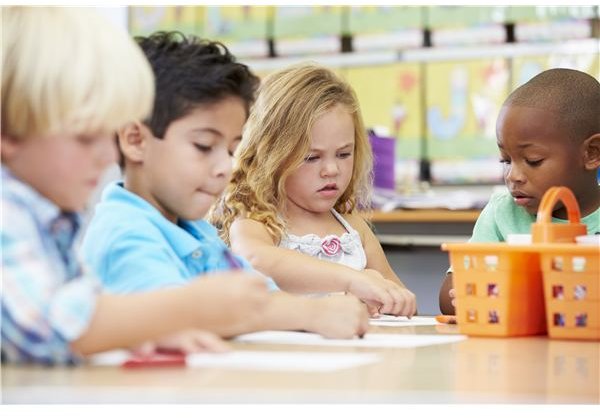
[321,236,341,256]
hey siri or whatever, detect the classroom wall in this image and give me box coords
[125,5,599,186]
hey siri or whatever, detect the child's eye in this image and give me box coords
[337,152,352,159]
[304,155,319,162]
[526,159,543,167]
[499,158,511,165]
[76,135,99,146]
[229,141,240,157]
[194,143,212,153]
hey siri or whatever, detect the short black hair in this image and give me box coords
[119,31,260,168]
[503,68,600,142]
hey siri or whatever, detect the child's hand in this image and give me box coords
[366,303,381,317]
[348,269,417,318]
[306,294,369,339]
[449,288,456,307]
[132,330,231,355]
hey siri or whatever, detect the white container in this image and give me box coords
[507,234,532,245]
[575,235,600,246]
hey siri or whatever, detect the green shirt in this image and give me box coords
[470,189,600,243]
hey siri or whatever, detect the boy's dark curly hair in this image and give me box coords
[119,31,260,167]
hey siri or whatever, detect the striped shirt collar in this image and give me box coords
[1,166,81,236]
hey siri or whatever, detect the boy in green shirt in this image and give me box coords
[439,68,600,314]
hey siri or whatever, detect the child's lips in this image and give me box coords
[317,184,338,197]
[317,183,338,192]
[318,189,338,197]
[514,197,532,205]
[196,188,220,198]
[511,192,534,207]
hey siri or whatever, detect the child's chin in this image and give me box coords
[524,205,539,215]
[187,207,211,220]
[73,188,100,212]
[62,199,88,213]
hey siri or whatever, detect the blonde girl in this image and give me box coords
[212,63,416,317]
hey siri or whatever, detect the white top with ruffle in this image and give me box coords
[279,209,367,271]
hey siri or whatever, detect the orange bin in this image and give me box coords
[442,242,546,337]
[538,243,599,340]
[532,187,598,340]
[442,187,597,339]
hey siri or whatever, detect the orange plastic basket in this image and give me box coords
[534,188,598,340]
[442,187,592,338]
[538,244,599,340]
[442,242,546,337]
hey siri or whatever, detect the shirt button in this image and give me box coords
[191,250,202,259]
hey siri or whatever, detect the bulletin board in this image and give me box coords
[507,6,597,23]
[128,6,203,37]
[425,59,509,184]
[427,5,508,27]
[348,5,423,31]
[273,6,343,55]
[344,63,422,160]
[425,59,509,160]
[512,54,600,89]
[202,6,270,58]
[347,6,423,51]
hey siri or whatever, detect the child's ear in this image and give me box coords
[582,133,600,170]
[117,121,150,165]
[0,135,20,161]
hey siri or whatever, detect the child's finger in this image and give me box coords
[449,288,456,307]
[191,331,231,353]
[357,312,369,337]
[409,293,417,318]
[366,302,381,317]
[376,289,394,314]
[130,341,156,356]
[387,287,405,316]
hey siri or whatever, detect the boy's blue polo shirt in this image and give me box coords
[81,182,278,294]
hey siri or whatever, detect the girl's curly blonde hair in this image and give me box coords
[210,63,373,245]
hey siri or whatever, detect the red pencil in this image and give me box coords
[122,352,186,368]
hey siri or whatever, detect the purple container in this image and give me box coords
[369,132,395,190]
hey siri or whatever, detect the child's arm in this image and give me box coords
[230,218,406,315]
[71,271,269,356]
[350,213,417,317]
[132,329,231,355]
[253,292,369,338]
[437,194,501,315]
[439,272,455,315]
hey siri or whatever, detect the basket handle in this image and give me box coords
[535,186,581,225]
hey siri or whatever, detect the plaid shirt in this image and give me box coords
[1,167,100,364]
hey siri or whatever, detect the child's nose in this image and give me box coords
[321,160,339,177]
[505,163,526,183]
[214,150,233,178]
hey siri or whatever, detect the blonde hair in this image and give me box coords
[1,7,154,140]
[212,63,373,245]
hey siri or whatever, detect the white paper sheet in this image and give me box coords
[369,315,438,327]
[89,350,380,372]
[235,331,466,348]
